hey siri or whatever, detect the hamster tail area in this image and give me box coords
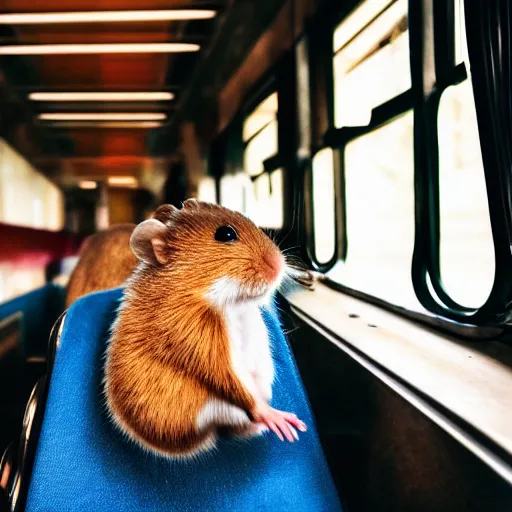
[107,397,266,461]
[108,404,220,461]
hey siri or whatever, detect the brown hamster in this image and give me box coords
[65,224,138,307]
[104,199,307,459]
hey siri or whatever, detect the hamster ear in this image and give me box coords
[130,219,169,265]
[153,204,179,225]
[183,198,200,210]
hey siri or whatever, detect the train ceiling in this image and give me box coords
[0,0,225,189]
[0,0,288,191]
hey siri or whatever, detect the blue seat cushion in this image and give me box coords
[26,288,342,512]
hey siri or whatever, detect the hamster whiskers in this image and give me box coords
[283,255,317,291]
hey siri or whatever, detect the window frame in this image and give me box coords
[409,0,505,324]
[308,146,342,269]
[309,0,511,335]
[242,84,282,227]
[303,12,346,273]
[210,0,512,338]
[216,57,298,235]
[216,77,278,215]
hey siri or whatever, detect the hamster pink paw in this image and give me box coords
[253,403,307,442]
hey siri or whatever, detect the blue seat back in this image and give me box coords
[26,288,342,512]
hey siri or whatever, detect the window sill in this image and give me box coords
[284,282,512,484]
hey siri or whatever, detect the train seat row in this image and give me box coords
[0,281,342,510]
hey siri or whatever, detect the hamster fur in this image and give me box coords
[104,200,306,459]
[65,224,137,307]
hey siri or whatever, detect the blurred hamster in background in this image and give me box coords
[104,199,313,459]
[65,224,137,308]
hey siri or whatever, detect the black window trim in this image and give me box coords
[308,0,512,339]
[210,0,512,341]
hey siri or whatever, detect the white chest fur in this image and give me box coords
[196,302,275,432]
[224,302,275,403]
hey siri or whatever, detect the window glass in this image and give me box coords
[312,148,336,264]
[333,0,410,127]
[243,93,278,142]
[254,173,270,202]
[334,0,395,51]
[342,111,418,307]
[243,121,278,177]
[243,93,278,177]
[269,169,284,228]
[46,184,65,231]
[220,174,244,213]
[0,139,65,303]
[0,138,64,231]
[240,92,283,228]
[454,0,469,66]
[246,169,283,229]
[198,176,217,203]
[437,4,494,308]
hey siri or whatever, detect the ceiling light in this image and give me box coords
[38,113,166,121]
[108,176,138,187]
[0,10,216,24]
[47,121,163,129]
[78,180,97,190]
[0,43,200,55]
[29,92,174,102]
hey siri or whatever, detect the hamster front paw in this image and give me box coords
[252,402,306,442]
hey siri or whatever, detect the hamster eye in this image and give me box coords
[215,226,238,243]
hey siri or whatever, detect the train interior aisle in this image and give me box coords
[0,0,511,511]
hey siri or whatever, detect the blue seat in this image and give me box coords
[25,288,342,512]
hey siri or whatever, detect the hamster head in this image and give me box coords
[130,199,286,306]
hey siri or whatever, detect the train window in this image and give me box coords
[197,176,217,203]
[322,0,498,318]
[243,92,278,177]
[247,169,283,229]
[333,0,410,128]
[269,169,283,227]
[0,139,65,231]
[220,174,246,213]
[343,111,418,307]
[254,173,270,203]
[241,92,283,228]
[0,139,65,302]
[243,121,278,176]
[312,148,336,264]
[243,93,278,143]
[437,3,495,308]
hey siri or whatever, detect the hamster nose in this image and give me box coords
[263,251,284,281]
